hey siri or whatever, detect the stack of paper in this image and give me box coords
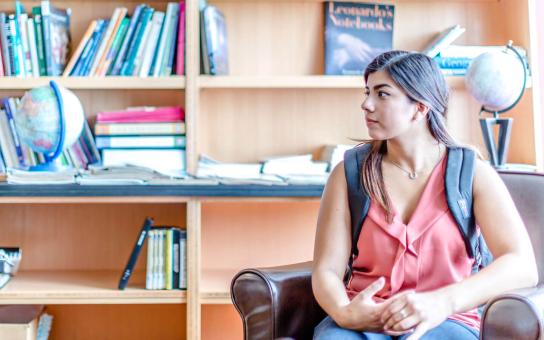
[7,169,77,184]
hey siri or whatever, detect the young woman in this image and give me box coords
[311,51,538,340]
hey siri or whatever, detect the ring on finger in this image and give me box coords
[399,309,408,318]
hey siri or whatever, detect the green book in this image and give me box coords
[32,7,47,76]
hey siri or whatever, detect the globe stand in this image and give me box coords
[28,80,69,172]
[476,41,527,169]
[480,114,513,168]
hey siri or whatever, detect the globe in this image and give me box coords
[14,81,85,171]
[465,49,525,112]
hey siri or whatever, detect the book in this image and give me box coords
[96,135,186,149]
[110,4,146,75]
[201,5,228,75]
[95,122,186,135]
[31,7,46,76]
[101,148,186,176]
[324,1,394,75]
[439,44,527,59]
[41,1,71,76]
[421,24,465,58]
[0,13,12,76]
[119,217,154,290]
[175,1,186,75]
[0,305,43,340]
[96,106,185,123]
[62,20,97,76]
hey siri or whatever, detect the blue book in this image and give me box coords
[165,7,179,76]
[324,1,394,75]
[118,217,154,290]
[110,4,146,76]
[202,5,228,75]
[79,19,108,76]
[121,7,154,76]
[72,20,105,76]
[433,56,471,69]
[2,98,24,167]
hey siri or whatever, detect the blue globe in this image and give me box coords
[14,81,85,170]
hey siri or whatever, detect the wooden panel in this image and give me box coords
[201,201,319,271]
[1,271,185,304]
[198,89,366,162]
[46,304,186,340]
[207,1,509,76]
[201,304,243,340]
[0,204,186,270]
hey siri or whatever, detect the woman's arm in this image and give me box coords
[382,160,538,339]
[312,162,388,331]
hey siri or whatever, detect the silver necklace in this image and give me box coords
[386,144,442,180]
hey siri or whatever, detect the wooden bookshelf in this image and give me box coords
[0,76,186,90]
[1,271,186,304]
[0,0,541,339]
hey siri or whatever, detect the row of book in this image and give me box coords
[0,96,100,173]
[119,218,187,291]
[95,106,187,177]
[65,2,185,77]
[0,1,70,77]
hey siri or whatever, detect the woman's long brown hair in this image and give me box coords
[361,51,458,223]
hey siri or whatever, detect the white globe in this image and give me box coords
[465,50,525,112]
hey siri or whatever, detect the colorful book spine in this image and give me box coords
[175,1,185,75]
[96,135,186,149]
[121,7,153,76]
[95,122,186,135]
[110,4,146,75]
[3,97,25,167]
[96,106,185,123]
[31,7,46,76]
[63,20,97,76]
[0,13,10,76]
[100,17,129,77]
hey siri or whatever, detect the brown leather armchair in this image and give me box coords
[231,171,544,340]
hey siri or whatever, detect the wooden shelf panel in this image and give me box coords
[199,75,478,89]
[200,268,236,304]
[0,76,185,90]
[0,270,186,304]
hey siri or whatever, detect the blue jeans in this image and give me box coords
[313,316,479,340]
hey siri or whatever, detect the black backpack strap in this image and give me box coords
[445,147,493,272]
[343,144,372,281]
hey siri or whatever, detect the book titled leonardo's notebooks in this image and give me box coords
[324,1,394,75]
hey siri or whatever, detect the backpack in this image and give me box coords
[343,143,493,282]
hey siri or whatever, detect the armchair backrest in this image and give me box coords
[499,171,544,281]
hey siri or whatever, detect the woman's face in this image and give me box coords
[361,70,421,140]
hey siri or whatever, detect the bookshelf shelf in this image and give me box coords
[200,268,235,304]
[0,270,186,304]
[0,76,186,90]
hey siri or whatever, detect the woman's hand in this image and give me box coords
[334,277,390,331]
[380,290,454,339]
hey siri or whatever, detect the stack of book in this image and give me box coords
[0,96,100,173]
[95,106,187,176]
[64,2,185,77]
[0,1,71,77]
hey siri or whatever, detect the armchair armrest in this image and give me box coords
[481,285,544,340]
[231,261,326,340]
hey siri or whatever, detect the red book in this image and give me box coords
[175,1,185,75]
[96,106,185,123]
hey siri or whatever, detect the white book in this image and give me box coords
[145,230,155,289]
[18,14,33,77]
[157,230,165,289]
[422,24,466,58]
[89,8,122,76]
[152,3,176,77]
[26,18,40,77]
[179,235,186,289]
[132,9,155,76]
[101,149,186,176]
[138,11,165,77]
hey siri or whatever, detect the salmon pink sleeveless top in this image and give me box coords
[345,155,480,330]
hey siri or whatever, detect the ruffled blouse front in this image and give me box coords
[345,155,480,330]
